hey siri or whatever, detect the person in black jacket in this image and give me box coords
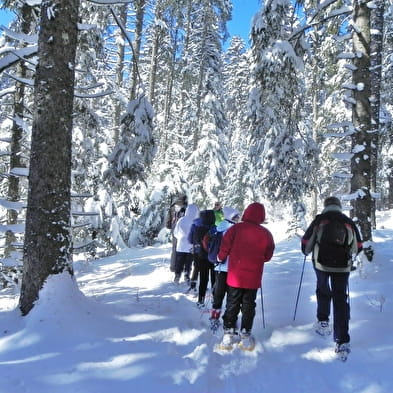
[301,196,363,355]
[187,209,216,307]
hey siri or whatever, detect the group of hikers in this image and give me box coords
[166,195,363,355]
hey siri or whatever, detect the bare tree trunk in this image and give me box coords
[369,0,384,227]
[147,0,164,104]
[113,4,127,144]
[5,4,34,257]
[19,0,80,315]
[350,0,373,257]
[129,0,145,101]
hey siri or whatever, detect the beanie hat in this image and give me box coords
[222,207,240,221]
[324,196,342,208]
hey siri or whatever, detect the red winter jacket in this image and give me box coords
[217,202,275,289]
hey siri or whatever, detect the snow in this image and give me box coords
[0,212,392,393]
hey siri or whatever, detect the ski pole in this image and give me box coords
[293,255,307,321]
[260,286,265,329]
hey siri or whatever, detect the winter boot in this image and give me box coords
[196,296,205,309]
[186,280,197,295]
[218,328,237,350]
[315,320,331,337]
[173,274,180,284]
[238,329,256,351]
[335,342,350,361]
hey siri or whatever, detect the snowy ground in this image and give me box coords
[0,211,392,393]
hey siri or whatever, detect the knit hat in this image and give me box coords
[324,196,342,208]
[222,207,240,221]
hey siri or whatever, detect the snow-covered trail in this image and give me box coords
[0,219,392,393]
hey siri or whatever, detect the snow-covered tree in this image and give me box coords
[249,0,309,204]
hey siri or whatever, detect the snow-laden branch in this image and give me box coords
[290,1,352,41]
[0,25,38,44]
[0,86,16,97]
[0,46,38,73]
[0,199,26,212]
[0,223,25,234]
[3,72,34,86]
[88,0,132,4]
[74,89,114,98]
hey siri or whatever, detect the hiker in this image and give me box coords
[166,195,188,272]
[173,204,199,284]
[209,207,240,329]
[218,202,275,350]
[188,209,216,307]
[213,201,224,225]
[301,196,363,355]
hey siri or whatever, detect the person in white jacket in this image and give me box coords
[173,203,199,284]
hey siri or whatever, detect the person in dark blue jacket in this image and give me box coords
[187,210,216,307]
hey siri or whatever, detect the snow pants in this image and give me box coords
[174,252,192,279]
[194,254,215,304]
[223,286,257,332]
[315,269,350,344]
[212,270,227,310]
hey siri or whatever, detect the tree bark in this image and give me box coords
[19,0,80,315]
[350,0,373,250]
[5,4,32,257]
[369,0,384,226]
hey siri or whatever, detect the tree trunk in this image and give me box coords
[129,0,145,101]
[350,0,373,253]
[5,4,32,258]
[19,0,80,315]
[113,4,127,144]
[369,0,384,227]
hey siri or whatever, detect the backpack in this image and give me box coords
[316,215,351,268]
[189,210,216,257]
[202,226,223,264]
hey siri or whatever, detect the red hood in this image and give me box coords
[241,202,266,224]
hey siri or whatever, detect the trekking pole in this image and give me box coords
[293,255,307,321]
[260,286,266,329]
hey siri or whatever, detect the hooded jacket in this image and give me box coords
[217,202,275,289]
[188,210,216,256]
[173,204,199,253]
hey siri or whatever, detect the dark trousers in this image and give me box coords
[195,254,215,303]
[315,269,350,344]
[223,286,257,332]
[174,252,192,278]
[212,271,227,310]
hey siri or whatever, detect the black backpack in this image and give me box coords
[316,214,351,268]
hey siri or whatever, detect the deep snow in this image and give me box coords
[0,212,392,393]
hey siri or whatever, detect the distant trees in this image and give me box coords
[0,0,392,291]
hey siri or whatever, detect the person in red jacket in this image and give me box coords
[217,202,275,350]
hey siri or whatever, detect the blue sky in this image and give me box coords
[0,1,261,44]
[228,0,261,44]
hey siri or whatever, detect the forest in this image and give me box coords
[0,0,392,314]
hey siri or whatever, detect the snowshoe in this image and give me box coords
[238,329,256,351]
[315,320,331,337]
[217,328,237,351]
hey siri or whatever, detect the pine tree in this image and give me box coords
[249,0,308,204]
[20,0,81,315]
